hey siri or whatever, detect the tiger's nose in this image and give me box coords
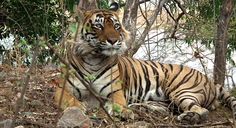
[107,38,118,45]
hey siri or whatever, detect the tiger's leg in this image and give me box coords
[110,89,127,107]
[106,89,134,119]
[175,98,209,124]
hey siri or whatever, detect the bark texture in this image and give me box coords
[214,0,234,85]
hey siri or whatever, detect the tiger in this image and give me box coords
[55,7,236,124]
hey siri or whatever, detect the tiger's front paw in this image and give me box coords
[120,107,134,120]
[104,102,134,120]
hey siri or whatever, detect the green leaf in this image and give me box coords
[112,103,122,113]
[85,74,96,81]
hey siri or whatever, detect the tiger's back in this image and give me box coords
[119,57,218,108]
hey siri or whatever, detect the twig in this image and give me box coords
[138,3,149,26]
[58,66,69,108]
[139,0,151,5]
[130,107,166,124]
[11,45,40,128]
[163,5,175,22]
[172,0,188,15]
[170,12,184,38]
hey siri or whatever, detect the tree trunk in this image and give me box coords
[213,0,234,85]
[77,0,98,12]
[122,0,139,56]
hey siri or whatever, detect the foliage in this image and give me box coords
[0,0,78,65]
[1,0,60,41]
[98,0,110,9]
[181,0,236,65]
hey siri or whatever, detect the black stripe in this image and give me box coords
[174,70,202,96]
[71,62,85,77]
[99,76,119,93]
[95,61,118,80]
[160,64,169,81]
[149,61,161,97]
[149,61,160,84]
[138,74,143,102]
[69,55,89,75]
[204,77,213,106]
[225,96,231,102]
[178,96,199,107]
[139,60,150,102]
[232,102,236,108]
[68,78,82,99]
[175,89,204,99]
[143,63,151,100]
[167,65,184,88]
[81,57,93,66]
[126,58,138,95]
[167,68,194,96]
[188,102,197,110]
[169,64,173,72]
[107,88,123,98]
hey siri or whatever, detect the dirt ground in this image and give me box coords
[0,65,235,128]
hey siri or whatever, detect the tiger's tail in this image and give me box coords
[216,84,236,118]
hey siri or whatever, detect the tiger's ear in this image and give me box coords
[109,2,119,11]
[77,7,92,21]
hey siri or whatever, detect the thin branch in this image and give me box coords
[170,12,184,38]
[163,5,175,22]
[58,66,69,108]
[139,0,151,5]
[11,44,40,128]
[138,3,149,26]
[172,0,187,15]
[133,0,168,55]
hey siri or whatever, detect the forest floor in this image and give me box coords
[0,65,235,128]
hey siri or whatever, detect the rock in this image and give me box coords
[57,106,92,128]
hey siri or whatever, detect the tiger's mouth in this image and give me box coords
[101,48,120,56]
[99,46,123,56]
[97,41,127,56]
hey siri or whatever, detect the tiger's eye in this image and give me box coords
[114,24,121,30]
[93,24,103,30]
[96,24,102,28]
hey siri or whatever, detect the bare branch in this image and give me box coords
[170,12,184,38]
[138,4,149,26]
[172,0,187,15]
[139,0,151,5]
[131,0,168,55]
[11,44,40,128]
[163,5,175,22]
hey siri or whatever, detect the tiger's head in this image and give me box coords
[78,9,130,56]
